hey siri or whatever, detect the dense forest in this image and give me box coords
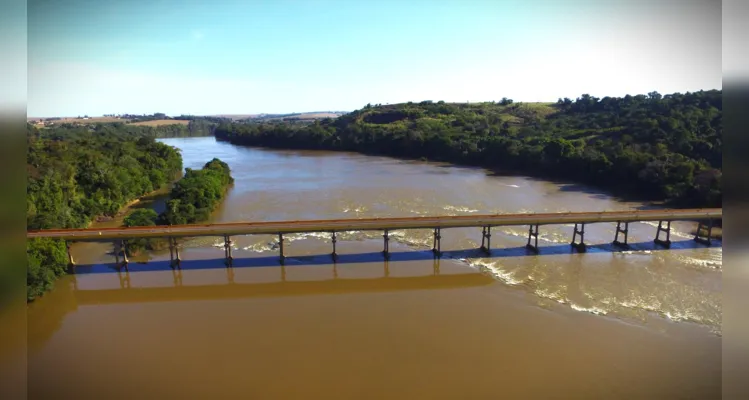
[158,158,234,225]
[215,90,722,208]
[27,124,183,229]
[26,123,183,301]
[125,158,234,254]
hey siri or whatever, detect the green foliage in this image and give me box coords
[27,238,68,301]
[123,209,159,227]
[27,125,183,230]
[215,90,721,208]
[158,158,233,225]
[26,124,183,300]
[122,209,160,255]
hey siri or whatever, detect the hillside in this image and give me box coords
[215,91,722,208]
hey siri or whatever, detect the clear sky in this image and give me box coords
[27,0,721,117]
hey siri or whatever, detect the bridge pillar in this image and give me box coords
[571,223,587,253]
[526,224,540,253]
[654,220,672,248]
[331,231,338,260]
[694,219,713,246]
[66,241,75,270]
[383,230,390,259]
[480,226,491,255]
[171,238,181,266]
[613,221,630,248]
[433,227,442,256]
[278,233,285,261]
[224,235,233,265]
[113,240,129,266]
[121,240,129,266]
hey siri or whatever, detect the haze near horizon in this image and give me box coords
[28,0,721,117]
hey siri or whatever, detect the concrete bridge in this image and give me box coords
[26,208,722,267]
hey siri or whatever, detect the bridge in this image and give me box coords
[27,208,721,267]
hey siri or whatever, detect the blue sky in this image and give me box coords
[28,0,721,117]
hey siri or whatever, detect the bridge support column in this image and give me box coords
[331,231,338,260]
[571,223,587,253]
[278,233,285,261]
[654,221,671,248]
[526,224,540,253]
[613,221,629,248]
[480,226,491,255]
[170,238,181,266]
[433,227,442,256]
[66,241,75,270]
[122,240,129,265]
[383,230,390,259]
[695,219,713,246]
[113,240,129,265]
[224,235,233,265]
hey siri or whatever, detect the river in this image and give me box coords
[24,137,722,399]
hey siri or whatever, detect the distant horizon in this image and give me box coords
[26,86,723,120]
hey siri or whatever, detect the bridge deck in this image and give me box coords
[27,208,721,241]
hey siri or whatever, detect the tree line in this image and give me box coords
[215,90,721,208]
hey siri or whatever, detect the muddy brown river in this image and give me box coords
[22,137,721,399]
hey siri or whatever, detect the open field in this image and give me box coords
[129,119,190,127]
[286,112,344,119]
[28,116,128,124]
[255,112,346,121]
[210,114,261,120]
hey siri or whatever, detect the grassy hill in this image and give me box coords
[215,91,722,208]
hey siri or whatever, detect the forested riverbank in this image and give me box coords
[25,124,184,301]
[215,90,722,209]
[25,122,236,301]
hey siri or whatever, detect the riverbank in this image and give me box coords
[85,184,173,228]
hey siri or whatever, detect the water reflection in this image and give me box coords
[28,256,492,349]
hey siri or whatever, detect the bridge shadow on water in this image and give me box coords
[72,238,719,275]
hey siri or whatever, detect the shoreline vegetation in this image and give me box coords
[26,124,182,302]
[86,183,175,226]
[25,118,235,302]
[215,90,721,211]
[124,158,234,256]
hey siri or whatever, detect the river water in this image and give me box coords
[24,137,722,399]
